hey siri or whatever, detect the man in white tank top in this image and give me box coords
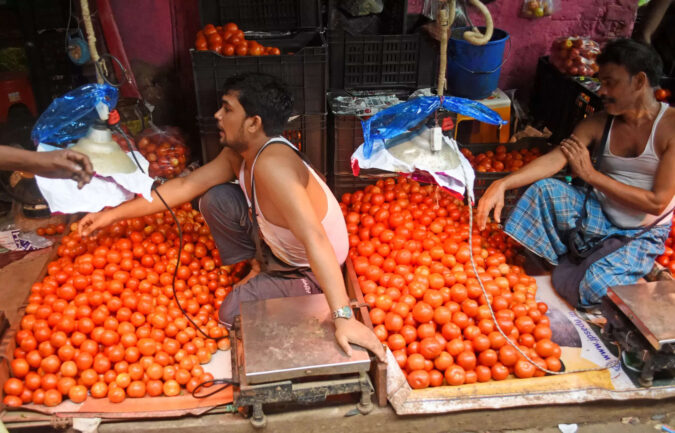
[476,39,675,306]
[78,73,385,362]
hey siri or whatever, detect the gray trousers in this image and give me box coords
[199,183,321,328]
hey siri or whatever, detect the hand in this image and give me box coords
[334,317,386,363]
[32,149,94,189]
[78,211,114,237]
[560,134,596,183]
[476,180,506,230]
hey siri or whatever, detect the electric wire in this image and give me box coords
[459,163,620,375]
[114,126,236,397]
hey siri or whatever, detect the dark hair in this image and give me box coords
[597,38,663,87]
[221,73,294,136]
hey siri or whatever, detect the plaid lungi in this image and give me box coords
[504,178,671,305]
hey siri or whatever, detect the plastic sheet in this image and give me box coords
[31,83,118,147]
[135,126,189,179]
[361,95,506,159]
[520,0,554,18]
[549,37,600,77]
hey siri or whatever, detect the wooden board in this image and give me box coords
[344,257,387,407]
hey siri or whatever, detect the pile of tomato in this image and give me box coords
[461,145,543,173]
[655,215,675,275]
[195,22,281,57]
[36,223,66,237]
[3,203,246,407]
[341,177,562,389]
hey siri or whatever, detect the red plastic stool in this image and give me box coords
[0,72,38,123]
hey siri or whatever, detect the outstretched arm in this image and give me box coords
[476,116,601,229]
[79,147,241,235]
[0,146,94,188]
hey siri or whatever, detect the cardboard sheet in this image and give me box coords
[387,275,675,415]
[3,350,233,419]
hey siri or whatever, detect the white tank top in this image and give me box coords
[238,137,349,267]
[595,102,675,228]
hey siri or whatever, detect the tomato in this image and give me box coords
[68,385,88,403]
[514,359,536,378]
[4,378,24,396]
[43,389,62,407]
[407,370,430,389]
[444,365,466,386]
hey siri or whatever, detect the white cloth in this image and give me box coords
[35,143,154,214]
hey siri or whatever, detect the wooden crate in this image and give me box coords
[344,257,387,407]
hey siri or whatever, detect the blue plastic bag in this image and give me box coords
[361,95,506,159]
[31,83,118,146]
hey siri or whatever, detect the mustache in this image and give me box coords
[601,97,616,104]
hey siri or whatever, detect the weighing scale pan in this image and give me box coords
[607,280,675,350]
[239,294,371,385]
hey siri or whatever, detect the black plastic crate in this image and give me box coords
[330,171,397,199]
[531,56,603,144]
[191,31,327,117]
[199,0,321,31]
[198,113,328,175]
[330,113,366,176]
[328,32,437,90]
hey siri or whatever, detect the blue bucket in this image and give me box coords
[447,27,510,100]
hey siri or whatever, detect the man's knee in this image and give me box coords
[199,183,246,224]
[218,296,238,329]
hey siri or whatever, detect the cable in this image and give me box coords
[113,123,215,341]
[460,163,620,375]
[114,123,235,397]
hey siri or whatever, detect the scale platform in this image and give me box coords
[603,280,675,387]
[231,294,374,428]
[606,280,675,350]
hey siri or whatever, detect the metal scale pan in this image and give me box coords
[231,294,374,428]
[606,280,675,350]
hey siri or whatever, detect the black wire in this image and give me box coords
[191,378,235,399]
[115,122,234,399]
[114,126,212,340]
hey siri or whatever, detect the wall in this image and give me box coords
[464,0,638,97]
[109,0,175,68]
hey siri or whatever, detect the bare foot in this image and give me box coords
[234,258,261,288]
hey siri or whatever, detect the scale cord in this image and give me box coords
[113,126,235,397]
[459,162,620,375]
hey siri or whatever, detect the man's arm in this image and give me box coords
[79,147,241,235]
[0,146,94,188]
[476,117,601,229]
[565,134,675,215]
[254,151,386,362]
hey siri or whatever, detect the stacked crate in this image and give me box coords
[193,0,328,175]
[327,0,438,197]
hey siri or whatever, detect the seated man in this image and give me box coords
[79,73,385,362]
[477,38,675,306]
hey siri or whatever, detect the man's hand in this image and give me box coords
[334,317,386,363]
[78,211,114,237]
[560,134,596,183]
[33,149,94,189]
[476,180,506,230]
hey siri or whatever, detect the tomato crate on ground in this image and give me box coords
[330,113,367,177]
[191,31,327,118]
[328,32,437,90]
[330,171,398,199]
[198,114,328,175]
[199,0,321,32]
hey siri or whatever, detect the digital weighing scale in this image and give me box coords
[229,294,374,428]
[602,280,675,387]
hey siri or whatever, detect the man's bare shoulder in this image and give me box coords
[253,143,306,186]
